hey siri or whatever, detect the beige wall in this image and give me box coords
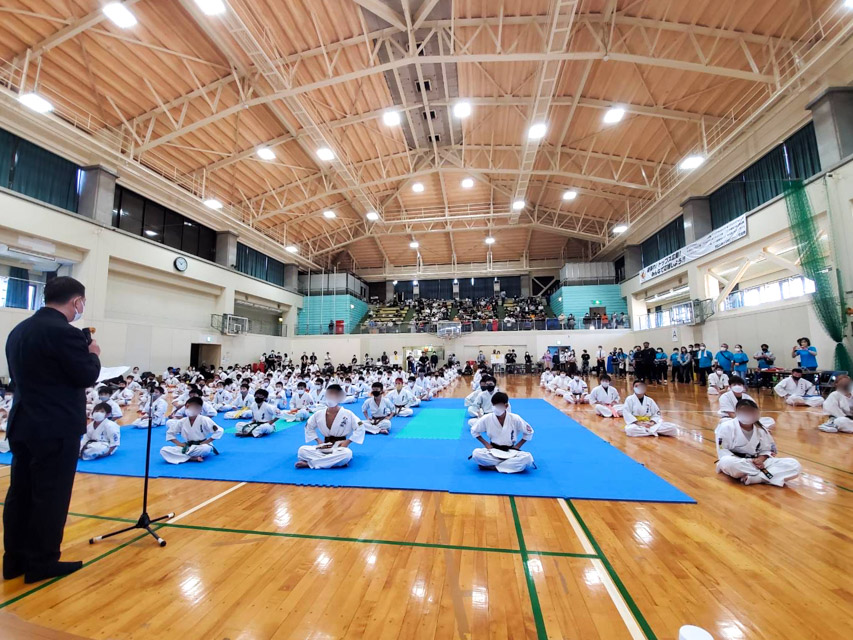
[0,189,301,378]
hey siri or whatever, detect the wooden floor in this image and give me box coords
[1,376,851,640]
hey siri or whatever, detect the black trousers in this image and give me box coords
[3,437,79,571]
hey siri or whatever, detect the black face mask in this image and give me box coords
[372,390,382,397]
[486,385,495,392]
[254,396,265,403]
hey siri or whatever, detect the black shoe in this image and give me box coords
[25,561,83,584]
[3,556,26,580]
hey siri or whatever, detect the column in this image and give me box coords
[806,87,853,168]
[386,280,394,302]
[680,196,712,244]
[77,165,117,227]
[283,264,299,291]
[623,245,643,279]
[215,231,238,268]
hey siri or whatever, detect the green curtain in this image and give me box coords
[783,180,852,372]
[0,129,14,189]
[710,178,748,229]
[784,122,822,180]
[744,146,787,211]
[5,267,29,309]
[10,138,79,211]
[642,216,685,266]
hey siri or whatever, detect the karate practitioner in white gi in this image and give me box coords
[470,392,535,473]
[361,382,394,434]
[715,398,801,487]
[234,388,278,437]
[717,375,776,429]
[706,368,729,396]
[131,386,169,428]
[296,384,365,469]
[589,374,624,418]
[386,378,416,417]
[467,376,498,427]
[819,374,853,433]
[79,402,120,460]
[160,397,223,464]
[774,368,824,407]
[564,376,589,404]
[622,380,679,437]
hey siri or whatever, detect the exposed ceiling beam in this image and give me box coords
[352,0,407,31]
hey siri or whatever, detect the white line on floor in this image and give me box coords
[558,499,646,640]
[168,482,245,524]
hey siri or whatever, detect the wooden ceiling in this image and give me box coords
[0,0,838,272]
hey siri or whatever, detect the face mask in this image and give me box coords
[152,393,161,400]
[372,390,382,397]
[734,347,742,352]
[573,376,580,381]
[72,298,85,322]
[634,387,646,395]
[325,397,340,408]
[297,389,305,395]
[92,411,106,422]
[601,381,609,388]
[185,408,200,418]
[486,385,495,392]
[255,396,265,404]
[493,406,506,417]
[98,396,109,402]
[700,345,705,350]
[736,412,757,424]
[731,385,744,393]
[721,346,727,351]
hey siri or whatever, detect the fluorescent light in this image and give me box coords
[453,101,472,119]
[562,190,577,201]
[512,199,525,211]
[285,245,298,253]
[323,210,336,219]
[103,3,137,28]
[485,237,495,245]
[412,182,425,193]
[316,147,335,161]
[461,178,474,189]
[392,280,398,285]
[409,241,419,249]
[366,211,380,221]
[527,123,547,140]
[847,0,853,7]
[679,154,705,170]
[453,279,458,284]
[382,110,401,126]
[18,92,53,113]
[256,146,275,160]
[612,224,628,234]
[603,107,625,124]
[203,198,223,210]
[144,230,158,237]
[194,0,226,15]
[413,280,418,285]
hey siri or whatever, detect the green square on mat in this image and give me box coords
[394,409,467,440]
[223,419,300,434]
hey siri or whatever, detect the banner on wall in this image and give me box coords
[639,215,747,284]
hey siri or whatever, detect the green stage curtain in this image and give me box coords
[710,179,748,229]
[10,138,79,211]
[5,267,29,309]
[784,122,822,180]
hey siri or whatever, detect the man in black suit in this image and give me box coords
[640,341,657,384]
[3,277,101,583]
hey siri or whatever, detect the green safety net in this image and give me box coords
[783,180,853,372]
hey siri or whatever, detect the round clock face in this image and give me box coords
[174,257,188,272]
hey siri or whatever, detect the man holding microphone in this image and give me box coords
[3,277,101,583]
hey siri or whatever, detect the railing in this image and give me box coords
[348,318,631,335]
[634,299,714,330]
[0,276,44,311]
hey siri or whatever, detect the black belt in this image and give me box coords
[491,443,511,452]
[324,435,347,444]
[185,439,219,455]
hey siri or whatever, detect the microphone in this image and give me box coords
[82,326,96,345]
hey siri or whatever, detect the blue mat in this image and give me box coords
[0,399,694,503]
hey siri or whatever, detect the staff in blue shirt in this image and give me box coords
[714,344,735,373]
[792,337,818,372]
[732,344,749,375]
[754,344,775,370]
[696,343,713,385]
[669,349,681,383]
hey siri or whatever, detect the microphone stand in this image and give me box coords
[90,384,174,547]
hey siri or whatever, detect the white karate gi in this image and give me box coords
[588,385,623,417]
[564,378,589,404]
[235,401,278,437]
[549,374,569,395]
[282,390,315,422]
[214,389,237,411]
[622,394,679,437]
[386,388,415,417]
[467,389,497,425]
[715,418,801,487]
[716,391,776,429]
[79,418,121,460]
[707,372,729,395]
[820,390,853,433]
[470,411,535,473]
[160,415,223,464]
[297,408,365,469]
[362,396,394,433]
[774,376,824,407]
[132,397,169,428]
[539,371,553,388]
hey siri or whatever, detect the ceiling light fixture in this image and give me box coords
[382,110,401,126]
[562,190,578,201]
[453,101,472,119]
[316,147,335,161]
[679,154,705,170]
[365,211,380,221]
[461,178,474,189]
[409,241,419,249]
[603,107,625,124]
[485,237,495,245]
[203,198,223,210]
[256,147,275,160]
[527,122,547,140]
[412,182,425,193]
[103,2,138,28]
[285,245,298,253]
[512,199,525,211]
[612,224,628,234]
[194,0,226,16]
[18,92,53,113]
[323,210,336,219]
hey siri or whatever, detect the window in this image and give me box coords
[163,209,183,250]
[181,220,199,256]
[118,190,144,236]
[235,243,287,287]
[723,275,815,311]
[142,201,165,241]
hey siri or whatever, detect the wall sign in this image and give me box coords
[639,215,747,284]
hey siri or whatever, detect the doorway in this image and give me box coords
[190,343,222,369]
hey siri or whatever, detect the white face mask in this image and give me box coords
[72,297,85,322]
[493,405,506,417]
[731,385,744,393]
[325,397,340,408]
[92,411,106,422]
[185,408,200,418]
[634,387,646,395]
[601,381,609,388]
[736,412,757,425]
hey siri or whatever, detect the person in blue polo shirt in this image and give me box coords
[732,344,749,375]
[792,337,818,372]
[754,344,776,370]
[696,343,713,385]
[714,343,735,373]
